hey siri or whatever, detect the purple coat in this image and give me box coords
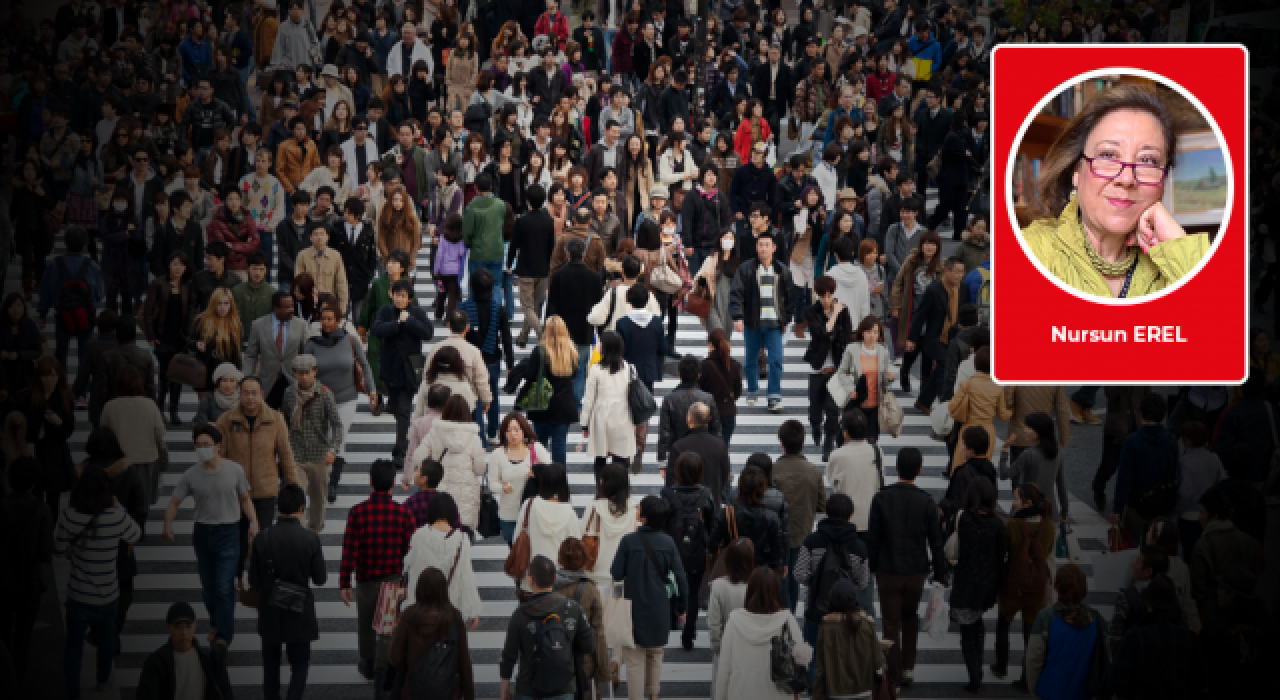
[434,237,468,277]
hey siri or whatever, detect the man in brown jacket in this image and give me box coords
[275,116,321,194]
[216,376,299,550]
[549,207,607,275]
[293,224,349,312]
[1002,384,1072,465]
[772,419,828,612]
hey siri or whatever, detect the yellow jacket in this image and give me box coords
[295,246,349,312]
[1022,195,1209,298]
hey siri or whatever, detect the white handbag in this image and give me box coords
[602,582,635,650]
[930,399,955,440]
[649,247,683,294]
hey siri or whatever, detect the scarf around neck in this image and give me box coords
[698,184,719,200]
[214,389,239,411]
[291,383,319,427]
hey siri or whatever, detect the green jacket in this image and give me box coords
[1023,195,1208,299]
[461,194,508,263]
[232,280,277,346]
[382,145,430,204]
[813,612,884,700]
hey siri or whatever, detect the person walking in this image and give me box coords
[371,279,435,467]
[948,478,1008,692]
[1111,393,1180,544]
[388,568,478,700]
[1000,412,1071,523]
[615,283,666,472]
[612,496,690,700]
[699,330,744,446]
[829,316,896,446]
[713,566,812,700]
[545,237,604,403]
[461,173,513,309]
[498,555,595,700]
[161,423,258,646]
[241,290,309,409]
[194,364,241,429]
[98,366,167,507]
[665,403,733,508]
[511,463,582,591]
[992,483,1057,690]
[339,459,415,682]
[553,538,612,699]
[8,356,77,519]
[281,355,344,532]
[661,453,717,650]
[709,465,787,574]
[304,303,376,475]
[730,230,793,412]
[401,491,484,625]
[581,464,640,589]
[507,183,557,347]
[133,602,234,700]
[54,464,141,698]
[581,331,638,475]
[947,347,1011,474]
[357,249,413,416]
[802,275,855,458]
[772,419,828,611]
[658,357,724,468]
[866,447,948,688]
[412,395,487,529]
[811,578,889,700]
[461,268,515,446]
[415,312,488,417]
[1022,563,1110,700]
[795,493,872,662]
[141,250,195,423]
[707,537,755,696]
[504,316,580,466]
[488,413,552,544]
[248,483,326,700]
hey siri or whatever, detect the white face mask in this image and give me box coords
[273,96,281,107]
[195,446,218,463]
[113,201,128,212]
[721,238,735,251]
[662,226,676,237]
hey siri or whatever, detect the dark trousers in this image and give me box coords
[783,546,801,613]
[474,361,501,440]
[808,372,840,450]
[388,387,415,462]
[960,619,986,685]
[237,497,277,578]
[115,571,134,639]
[593,455,630,482]
[266,374,289,411]
[915,162,932,201]
[915,345,947,407]
[929,184,969,237]
[1091,433,1124,499]
[55,325,92,382]
[434,274,461,319]
[995,608,1035,681]
[901,348,934,388]
[155,348,184,413]
[681,569,703,646]
[263,640,311,700]
[0,591,40,684]
[656,290,680,350]
[876,571,927,684]
[862,406,881,444]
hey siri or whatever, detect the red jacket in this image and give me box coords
[866,70,896,103]
[733,117,772,163]
[534,11,570,50]
[612,30,636,75]
[206,206,261,270]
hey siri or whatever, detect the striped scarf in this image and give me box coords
[459,297,500,355]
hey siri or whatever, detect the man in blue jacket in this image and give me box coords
[178,18,212,85]
[907,20,942,93]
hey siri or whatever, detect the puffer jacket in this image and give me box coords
[205,207,261,270]
[708,502,786,570]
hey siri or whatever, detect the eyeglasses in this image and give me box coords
[1081,154,1169,185]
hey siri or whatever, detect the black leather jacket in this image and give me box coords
[709,502,787,570]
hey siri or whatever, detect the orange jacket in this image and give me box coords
[275,138,321,194]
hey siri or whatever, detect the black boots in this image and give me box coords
[328,457,345,503]
[960,621,985,692]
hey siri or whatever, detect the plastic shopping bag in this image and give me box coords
[921,583,949,643]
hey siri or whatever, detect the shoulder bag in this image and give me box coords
[503,498,535,581]
[685,277,712,319]
[166,353,208,389]
[582,508,601,571]
[518,348,553,412]
[878,374,904,437]
[627,365,658,425]
[649,246,684,294]
[264,531,310,613]
[477,461,502,540]
[348,334,368,394]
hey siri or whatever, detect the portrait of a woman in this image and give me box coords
[1021,84,1210,299]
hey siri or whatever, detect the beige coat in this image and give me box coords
[1002,385,1072,449]
[948,372,1012,471]
[413,336,492,419]
[215,404,298,499]
[445,51,478,108]
[294,247,350,312]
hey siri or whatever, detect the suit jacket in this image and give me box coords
[368,117,395,155]
[752,61,794,109]
[243,315,310,391]
[914,106,954,164]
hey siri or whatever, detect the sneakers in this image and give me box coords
[900,669,914,687]
[1080,408,1102,425]
[746,396,758,407]
[768,399,783,413]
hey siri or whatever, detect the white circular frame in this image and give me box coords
[1004,67,1234,306]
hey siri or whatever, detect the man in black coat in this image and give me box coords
[371,280,435,465]
[913,86,954,196]
[134,603,233,700]
[328,199,378,320]
[729,143,778,235]
[507,185,556,347]
[907,257,964,409]
[335,31,380,88]
[665,402,731,506]
[544,237,603,404]
[928,122,979,239]
[657,71,692,134]
[247,485,326,700]
[571,12,606,78]
[365,98,396,155]
[188,242,240,319]
[877,74,913,118]
[658,357,723,464]
[752,43,792,131]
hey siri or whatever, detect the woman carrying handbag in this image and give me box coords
[827,317,896,445]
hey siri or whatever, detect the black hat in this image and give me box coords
[1217,566,1259,599]
[166,602,198,624]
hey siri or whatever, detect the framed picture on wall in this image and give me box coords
[1164,130,1229,227]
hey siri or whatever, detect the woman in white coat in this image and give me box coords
[714,567,813,700]
[580,331,638,473]
[580,463,639,588]
[411,395,487,528]
[826,315,896,444]
[511,462,582,590]
[401,491,484,627]
[488,412,552,544]
[708,538,756,699]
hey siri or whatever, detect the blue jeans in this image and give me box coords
[64,599,118,699]
[468,259,505,310]
[603,28,619,74]
[475,361,501,440]
[238,64,258,121]
[193,522,240,644]
[502,270,515,321]
[573,342,592,405]
[259,229,275,282]
[744,326,784,399]
[263,640,311,700]
[721,414,736,447]
[55,325,92,393]
[500,519,517,544]
[533,421,570,466]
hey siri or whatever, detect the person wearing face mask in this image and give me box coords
[162,423,259,648]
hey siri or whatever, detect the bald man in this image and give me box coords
[665,401,733,508]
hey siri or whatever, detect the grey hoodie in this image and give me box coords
[271,17,320,71]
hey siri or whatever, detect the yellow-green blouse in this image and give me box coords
[1022,195,1210,299]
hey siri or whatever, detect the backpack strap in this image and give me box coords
[446,530,464,585]
[727,505,739,541]
[638,532,670,583]
[873,445,884,489]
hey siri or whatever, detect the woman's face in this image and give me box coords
[7,300,24,322]
[863,250,876,267]
[505,420,525,446]
[671,117,685,133]
[553,144,567,160]
[839,215,854,234]
[394,81,405,94]
[1074,109,1168,239]
[328,153,343,170]
[321,311,339,334]
[804,190,820,208]
[862,324,880,344]
[225,193,241,213]
[169,257,187,280]
[391,192,405,211]
[336,102,349,120]
[570,173,584,189]
[752,103,763,118]
[921,241,937,258]
[551,189,566,206]
[702,170,717,188]
[529,152,544,170]
[218,376,238,395]
[627,137,642,157]
[216,296,231,317]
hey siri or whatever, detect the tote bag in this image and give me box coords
[878,383,904,437]
[602,582,635,649]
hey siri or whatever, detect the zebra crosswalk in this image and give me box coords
[30,207,1097,700]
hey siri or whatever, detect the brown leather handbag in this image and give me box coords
[348,334,368,394]
[582,509,601,570]
[503,498,535,581]
[165,353,208,389]
[685,278,712,319]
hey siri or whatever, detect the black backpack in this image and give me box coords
[806,536,853,622]
[55,257,95,333]
[529,602,577,697]
[666,486,711,571]
[405,614,461,699]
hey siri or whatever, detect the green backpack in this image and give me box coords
[519,349,554,412]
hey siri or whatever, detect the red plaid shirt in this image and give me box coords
[339,491,416,588]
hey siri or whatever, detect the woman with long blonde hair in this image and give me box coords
[376,185,422,262]
[507,315,579,465]
[193,288,243,396]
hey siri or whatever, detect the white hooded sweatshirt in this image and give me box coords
[402,526,484,621]
[513,497,583,589]
[827,261,871,326]
[714,609,813,700]
[581,496,640,585]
